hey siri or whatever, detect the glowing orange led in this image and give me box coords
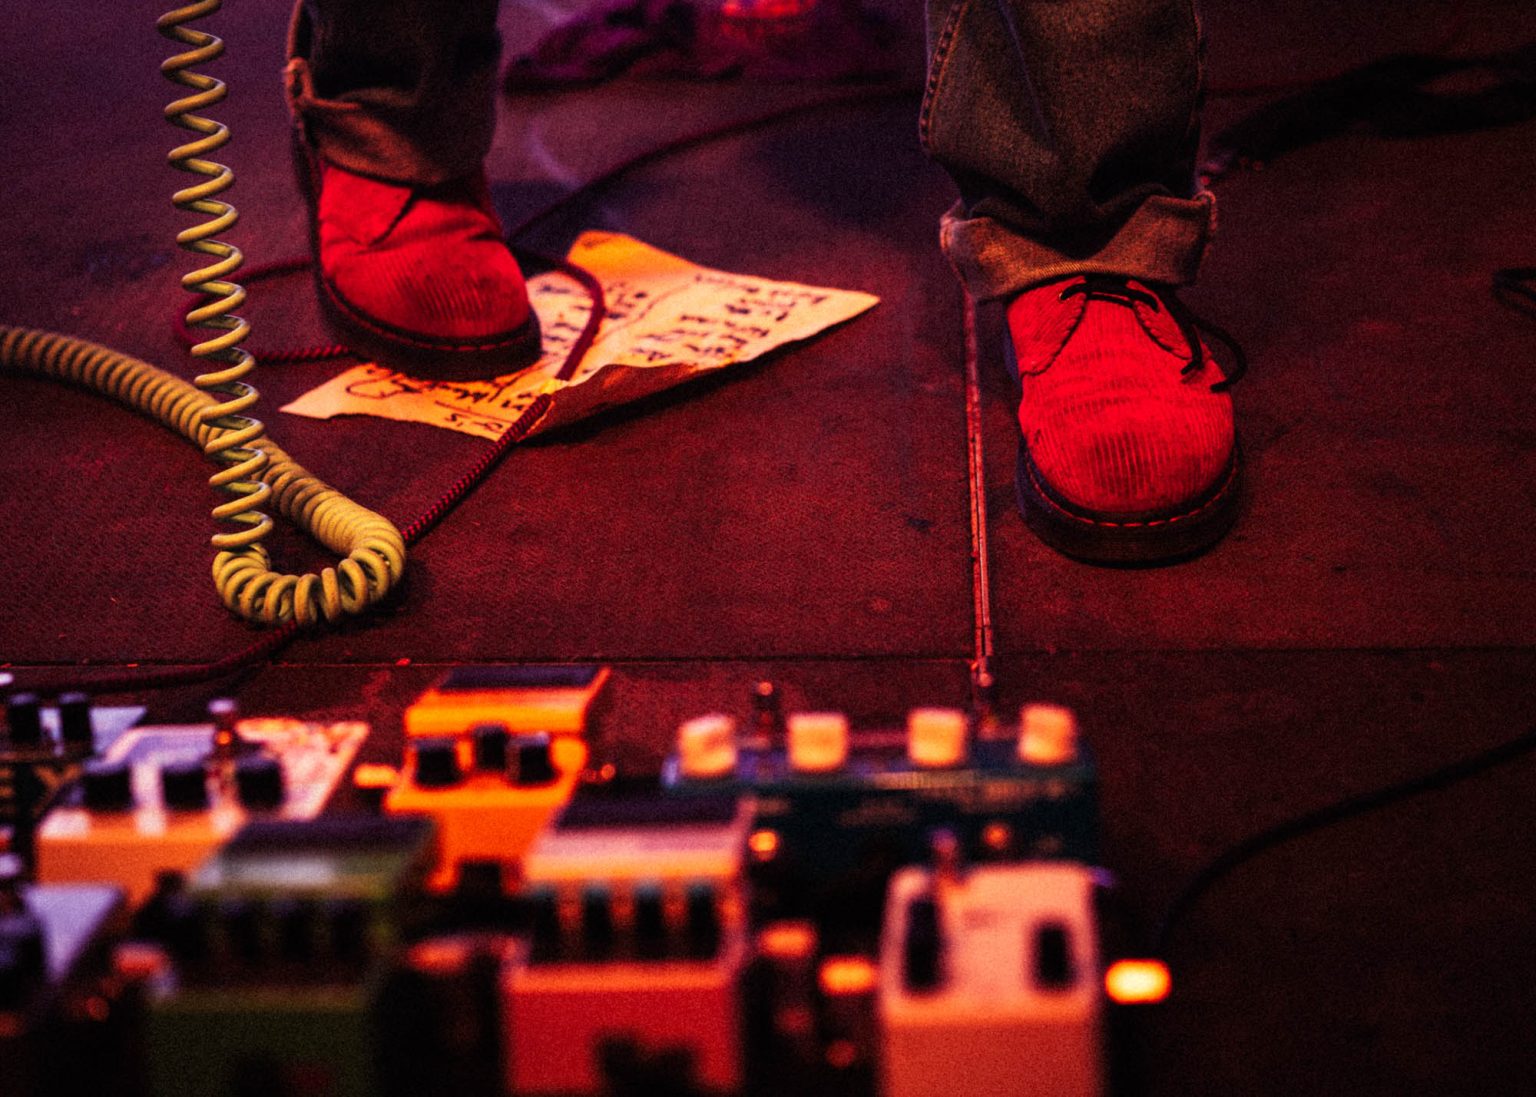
[352,763,400,791]
[748,828,781,860]
[981,821,1012,852]
[1104,959,1172,1004]
[819,956,878,996]
[409,938,473,975]
[824,1039,859,1070]
[758,921,817,959]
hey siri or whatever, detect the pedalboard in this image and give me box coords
[0,668,1155,1097]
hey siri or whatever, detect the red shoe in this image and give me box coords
[1006,274,1243,563]
[299,146,542,379]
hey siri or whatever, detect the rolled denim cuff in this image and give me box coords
[940,190,1217,301]
[284,4,496,186]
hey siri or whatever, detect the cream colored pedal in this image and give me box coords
[878,862,1105,1097]
[34,717,368,906]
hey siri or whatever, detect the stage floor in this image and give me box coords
[2,1,1535,1094]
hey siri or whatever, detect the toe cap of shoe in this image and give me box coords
[317,169,533,346]
[1023,371,1235,518]
[324,233,532,345]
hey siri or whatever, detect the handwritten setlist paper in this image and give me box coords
[281,231,880,440]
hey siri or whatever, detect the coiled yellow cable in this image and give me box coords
[159,0,271,554]
[0,0,406,627]
[0,326,405,627]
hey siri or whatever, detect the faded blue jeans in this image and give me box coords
[287,0,1214,299]
[922,0,1213,299]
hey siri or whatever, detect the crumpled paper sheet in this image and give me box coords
[281,231,880,441]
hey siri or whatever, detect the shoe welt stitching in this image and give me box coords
[1022,449,1238,530]
[320,270,536,353]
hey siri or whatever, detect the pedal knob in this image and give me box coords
[512,734,557,786]
[684,882,721,958]
[235,754,286,810]
[323,897,369,963]
[678,714,738,779]
[580,884,614,959]
[787,712,848,773]
[471,723,510,773]
[906,707,967,768]
[413,737,462,789]
[1018,704,1078,765]
[527,886,562,962]
[5,692,43,747]
[58,691,94,749]
[160,758,210,811]
[161,893,212,964]
[903,894,944,993]
[1031,921,1077,990]
[81,758,135,812]
[633,884,668,959]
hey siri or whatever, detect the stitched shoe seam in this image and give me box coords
[320,269,536,353]
[1132,299,1189,359]
[1022,447,1238,530]
[1015,294,1086,376]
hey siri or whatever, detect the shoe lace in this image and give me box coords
[1059,274,1247,393]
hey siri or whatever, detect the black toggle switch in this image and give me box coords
[903,894,944,993]
[513,734,557,786]
[58,691,94,750]
[684,882,720,959]
[1032,921,1077,990]
[161,893,211,965]
[5,693,44,747]
[414,737,462,789]
[81,758,135,812]
[526,886,562,963]
[235,753,286,810]
[218,897,264,963]
[271,897,315,963]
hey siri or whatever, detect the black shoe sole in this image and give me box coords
[1014,444,1242,565]
[293,131,545,382]
[314,270,544,382]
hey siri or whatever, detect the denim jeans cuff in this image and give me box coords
[284,57,487,186]
[284,2,492,186]
[940,190,1217,301]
